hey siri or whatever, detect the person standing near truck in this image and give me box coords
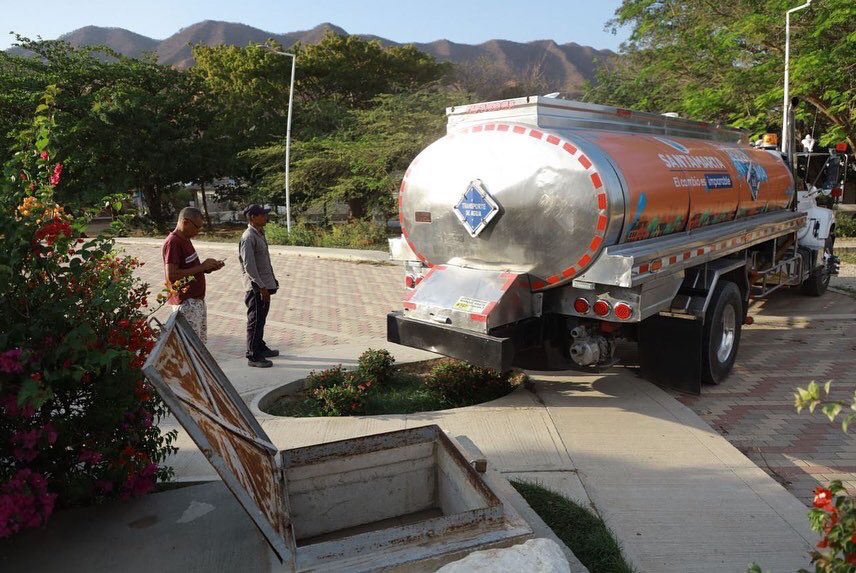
[162,207,225,343]
[239,204,280,368]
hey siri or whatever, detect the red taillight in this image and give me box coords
[573,298,590,314]
[614,302,632,320]
[832,187,843,198]
[593,299,611,317]
[405,275,416,288]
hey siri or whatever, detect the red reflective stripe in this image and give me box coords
[597,194,607,210]
[562,267,577,278]
[563,142,578,155]
[472,125,483,133]
[532,280,546,290]
[546,135,560,145]
[590,173,603,189]
[683,252,692,260]
[669,256,677,265]
[470,313,487,322]
[499,272,517,291]
[547,275,561,284]
[589,236,603,251]
[403,301,416,310]
[577,254,591,268]
[578,155,592,169]
[697,248,705,256]
[485,123,496,131]
[513,125,526,134]
[498,124,510,132]
[597,215,608,231]
[639,263,650,274]
[529,129,544,139]
[651,260,663,271]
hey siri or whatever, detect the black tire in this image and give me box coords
[801,234,835,297]
[702,281,743,384]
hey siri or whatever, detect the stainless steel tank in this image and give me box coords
[399,100,794,289]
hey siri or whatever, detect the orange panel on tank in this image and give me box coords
[587,133,793,242]
[589,133,690,242]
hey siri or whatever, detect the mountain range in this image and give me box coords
[6,21,614,96]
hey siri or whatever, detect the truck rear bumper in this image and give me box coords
[387,312,515,371]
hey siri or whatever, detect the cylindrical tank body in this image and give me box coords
[399,121,794,289]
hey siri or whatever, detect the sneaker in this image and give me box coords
[248,358,273,368]
[262,348,280,358]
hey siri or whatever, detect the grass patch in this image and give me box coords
[266,355,523,417]
[511,480,635,573]
[838,252,856,265]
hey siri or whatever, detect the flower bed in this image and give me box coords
[264,350,524,417]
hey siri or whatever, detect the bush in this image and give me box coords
[357,349,395,386]
[318,220,388,249]
[303,365,349,390]
[310,379,373,416]
[265,222,317,247]
[426,362,513,408]
[835,212,856,238]
[0,91,176,538]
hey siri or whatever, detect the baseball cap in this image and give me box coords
[243,204,272,218]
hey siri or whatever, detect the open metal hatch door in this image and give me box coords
[142,312,297,569]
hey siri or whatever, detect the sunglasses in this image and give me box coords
[184,218,204,230]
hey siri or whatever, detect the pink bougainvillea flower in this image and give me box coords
[39,151,49,161]
[847,553,856,565]
[0,348,24,373]
[78,450,103,465]
[49,163,63,186]
[0,395,35,418]
[42,423,58,445]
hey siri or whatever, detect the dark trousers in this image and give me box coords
[245,289,271,360]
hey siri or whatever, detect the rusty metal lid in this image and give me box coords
[142,312,296,568]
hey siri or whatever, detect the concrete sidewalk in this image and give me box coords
[153,342,816,573]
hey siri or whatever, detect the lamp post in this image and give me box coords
[781,0,811,153]
[266,48,296,233]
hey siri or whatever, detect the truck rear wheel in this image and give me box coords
[801,234,835,297]
[702,281,742,384]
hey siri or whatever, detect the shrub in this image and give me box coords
[426,362,513,408]
[303,365,349,390]
[835,212,856,238]
[357,349,395,386]
[265,222,317,247]
[318,220,388,249]
[0,90,176,538]
[310,378,373,416]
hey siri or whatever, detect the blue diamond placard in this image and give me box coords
[453,179,499,237]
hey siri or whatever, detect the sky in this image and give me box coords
[0,0,630,52]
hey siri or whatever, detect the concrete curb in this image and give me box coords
[114,237,396,265]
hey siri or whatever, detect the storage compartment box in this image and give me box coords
[143,313,531,572]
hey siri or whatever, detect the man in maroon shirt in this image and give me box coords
[162,207,225,342]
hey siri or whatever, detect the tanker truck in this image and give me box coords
[386,96,839,393]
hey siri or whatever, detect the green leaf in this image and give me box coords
[18,378,54,410]
[822,403,842,422]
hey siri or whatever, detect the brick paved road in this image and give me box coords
[120,239,856,505]
[672,289,856,504]
[120,240,403,359]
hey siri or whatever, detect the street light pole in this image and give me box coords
[781,0,812,154]
[265,48,296,233]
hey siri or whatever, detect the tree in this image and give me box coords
[586,0,856,152]
[244,91,466,219]
[0,38,210,227]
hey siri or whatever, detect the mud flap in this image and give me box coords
[638,315,702,395]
